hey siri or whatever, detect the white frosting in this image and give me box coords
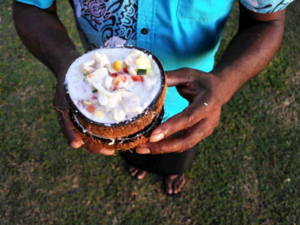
[65,47,161,124]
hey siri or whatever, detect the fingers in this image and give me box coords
[80,136,115,155]
[62,116,83,148]
[137,118,215,154]
[99,149,115,155]
[58,110,115,155]
[54,87,83,148]
[55,104,83,148]
[54,82,115,155]
[149,101,207,143]
[55,104,115,155]
[166,68,207,87]
[165,68,191,87]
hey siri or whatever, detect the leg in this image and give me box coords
[119,144,198,194]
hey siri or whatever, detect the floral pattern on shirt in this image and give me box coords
[74,0,137,47]
[82,0,112,30]
[240,0,294,13]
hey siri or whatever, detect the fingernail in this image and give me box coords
[136,147,151,154]
[150,133,164,142]
[100,149,115,155]
[70,141,82,148]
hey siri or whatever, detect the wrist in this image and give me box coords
[209,71,236,105]
[56,50,80,83]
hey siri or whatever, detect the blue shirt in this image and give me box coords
[16,0,293,119]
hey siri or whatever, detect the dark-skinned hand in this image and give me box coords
[136,68,226,154]
[53,61,115,156]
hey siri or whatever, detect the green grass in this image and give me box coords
[1,1,300,224]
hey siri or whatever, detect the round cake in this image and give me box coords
[64,46,166,151]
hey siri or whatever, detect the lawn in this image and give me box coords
[1,1,300,224]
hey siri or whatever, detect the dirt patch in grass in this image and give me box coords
[240,155,260,220]
[289,71,300,86]
[266,95,298,127]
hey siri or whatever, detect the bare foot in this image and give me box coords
[129,165,147,180]
[164,174,185,195]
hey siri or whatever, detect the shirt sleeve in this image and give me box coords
[15,0,54,9]
[240,0,294,13]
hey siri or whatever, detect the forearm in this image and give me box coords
[212,5,286,104]
[13,1,80,81]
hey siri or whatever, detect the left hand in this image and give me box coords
[53,55,115,156]
[136,68,227,154]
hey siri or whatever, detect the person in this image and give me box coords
[13,0,293,195]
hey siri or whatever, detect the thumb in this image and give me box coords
[55,104,83,149]
[63,117,83,148]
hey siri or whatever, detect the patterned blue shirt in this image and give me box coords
[16,0,293,119]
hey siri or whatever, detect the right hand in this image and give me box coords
[136,68,225,154]
[53,57,115,156]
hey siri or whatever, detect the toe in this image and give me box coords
[164,174,185,195]
[166,183,173,195]
[130,168,139,177]
[128,165,147,179]
[164,176,175,195]
[129,166,139,177]
[129,165,135,173]
[137,170,147,180]
[174,175,185,194]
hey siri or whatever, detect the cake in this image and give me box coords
[64,46,166,151]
